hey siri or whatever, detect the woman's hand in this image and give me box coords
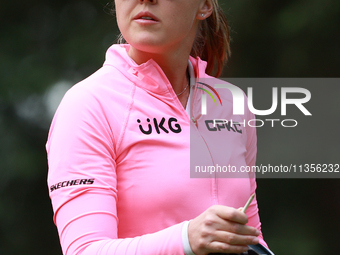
[188,205,260,255]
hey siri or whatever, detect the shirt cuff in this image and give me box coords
[181,220,196,255]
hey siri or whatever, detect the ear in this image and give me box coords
[197,0,213,20]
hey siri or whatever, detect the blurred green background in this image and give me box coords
[0,0,339,254]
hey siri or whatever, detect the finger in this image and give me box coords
[213,205,248,225]
[209,215,259,236]
[220,221,260,236]
[214,230,260,246]
[207,241,249,254]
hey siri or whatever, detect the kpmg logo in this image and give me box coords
[200,83,312,128]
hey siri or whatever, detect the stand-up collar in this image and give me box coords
[103,44,208,95]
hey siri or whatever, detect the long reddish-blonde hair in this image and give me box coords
[191,0,230,77]
[115,0,230,78]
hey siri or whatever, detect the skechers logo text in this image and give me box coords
[50,178,95,192]
[137,117,182,135]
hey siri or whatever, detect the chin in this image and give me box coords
[128,38,169,54]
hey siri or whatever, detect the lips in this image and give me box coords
[133,11,159,22]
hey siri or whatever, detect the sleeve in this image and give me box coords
[46,85,185,255]
[243,108,269,248]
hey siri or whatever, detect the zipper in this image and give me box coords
[191,117,197,127]
[190,78,218,205]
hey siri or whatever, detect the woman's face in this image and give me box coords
[115,0,212,54]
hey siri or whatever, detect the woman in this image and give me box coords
[47,0,269,254]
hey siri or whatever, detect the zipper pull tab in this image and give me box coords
[191,117,197,127]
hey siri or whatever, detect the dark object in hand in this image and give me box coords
[209,243,275,255]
